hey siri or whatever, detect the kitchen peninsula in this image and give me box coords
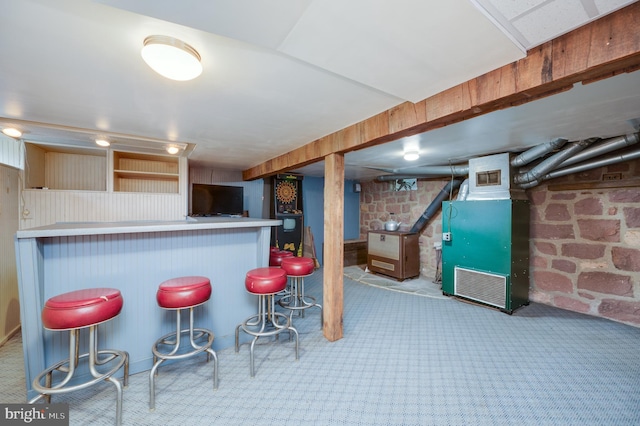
[15,217,280,401]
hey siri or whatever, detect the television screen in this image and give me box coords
[191,184,244,216]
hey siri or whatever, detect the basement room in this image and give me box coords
[1,1,639,425]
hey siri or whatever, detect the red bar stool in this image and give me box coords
[30,288,129,426]
[269,249,294,267]
[235,267,299,377]
[149,276,218,410]
[278,257,323,327]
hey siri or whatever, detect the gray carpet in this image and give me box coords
[1,268,639,425]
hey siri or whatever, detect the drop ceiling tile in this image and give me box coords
[594,0,639,14]
[278,0,524,103]
[512,0,590,47]
[95,0,313,49]
[485,0,547,20]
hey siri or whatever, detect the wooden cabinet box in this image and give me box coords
[367,231,420,281]
[344,239,367,266]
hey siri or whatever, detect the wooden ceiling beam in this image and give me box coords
[242,2,640,181]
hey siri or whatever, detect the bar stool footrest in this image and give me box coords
[151,328,215,360]
[30,349,128,401]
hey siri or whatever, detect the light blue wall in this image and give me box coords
[302,177,360,265]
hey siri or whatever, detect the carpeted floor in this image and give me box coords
[1,267,639,425]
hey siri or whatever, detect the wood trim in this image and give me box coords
[243,2,640,181]
[323,153,345,341]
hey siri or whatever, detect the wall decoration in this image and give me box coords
[395,178,417,191]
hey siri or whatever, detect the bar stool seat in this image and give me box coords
[278,257,323,327]
[235,267,299,377]
[269,249,294,267]
[31,288,129,426]
[149,276,218,410]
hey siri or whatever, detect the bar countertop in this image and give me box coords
[15,216,282,239]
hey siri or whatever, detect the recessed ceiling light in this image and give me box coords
[2,127,22,138]
[95,139,110,147]
[141,35,202,81]
[166,145,180,155]
[403,150,420,161]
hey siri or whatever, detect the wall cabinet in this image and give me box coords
[113,151,179,193]
[21,144,188,229]
[24,144,182,194]
[24,143,107,191]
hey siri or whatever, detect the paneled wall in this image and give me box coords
[0,134,23,169]
[20,190,187,229]
[43,152,106,191]
[0,164,20,345]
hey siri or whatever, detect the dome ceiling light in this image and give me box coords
[141,35,202,81]
[166,145,180,155]
[403,150,420,161]
[2,127,22,138]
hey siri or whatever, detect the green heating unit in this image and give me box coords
[441,153,530,314]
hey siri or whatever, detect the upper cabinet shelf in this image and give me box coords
[113,151,180,193]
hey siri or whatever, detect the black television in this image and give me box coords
[191,184,244,216]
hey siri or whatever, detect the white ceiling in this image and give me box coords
[0,0,638,180]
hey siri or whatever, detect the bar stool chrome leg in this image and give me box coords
[30,324,129,426]
[29,288,128,426]
[278,257,322,328]
[235,267,298,377]
[149,305,218,410]
[236,291,298,377]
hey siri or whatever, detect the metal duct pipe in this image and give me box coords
[376,175,431,182]
[554,133,639,168]
[510,138,568,167]
[542,147,640,181]
[456,179,469,201]
[514,138,598,186]
[374,164,469,181]
[409,179,463,234]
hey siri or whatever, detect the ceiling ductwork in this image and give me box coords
[554,133,640,169]
[510,137,568,168]
[374,164,469,181]
[374,132,640,191]
[543,146,640,181]
[513,138,599,187]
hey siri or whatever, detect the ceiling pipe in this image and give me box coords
[510,137,568,167]
[554,133,639,169]
[409,178,463,234]
[374,164,469,181]
[541,147,640,181]
[513,138,598,187]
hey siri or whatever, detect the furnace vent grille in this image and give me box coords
[454,267,507,309]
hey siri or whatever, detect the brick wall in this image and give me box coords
[359,158,640,327]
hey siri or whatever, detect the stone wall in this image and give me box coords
[359,158,640,327]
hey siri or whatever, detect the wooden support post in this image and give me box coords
[323,153,344,341]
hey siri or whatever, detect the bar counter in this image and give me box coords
[15,217,280,400]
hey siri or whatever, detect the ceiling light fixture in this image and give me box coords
[166,145,180,155]
[2,127,22,138]
[403,150,420,161]
[95,138,110,147]
[141,35,202,81]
